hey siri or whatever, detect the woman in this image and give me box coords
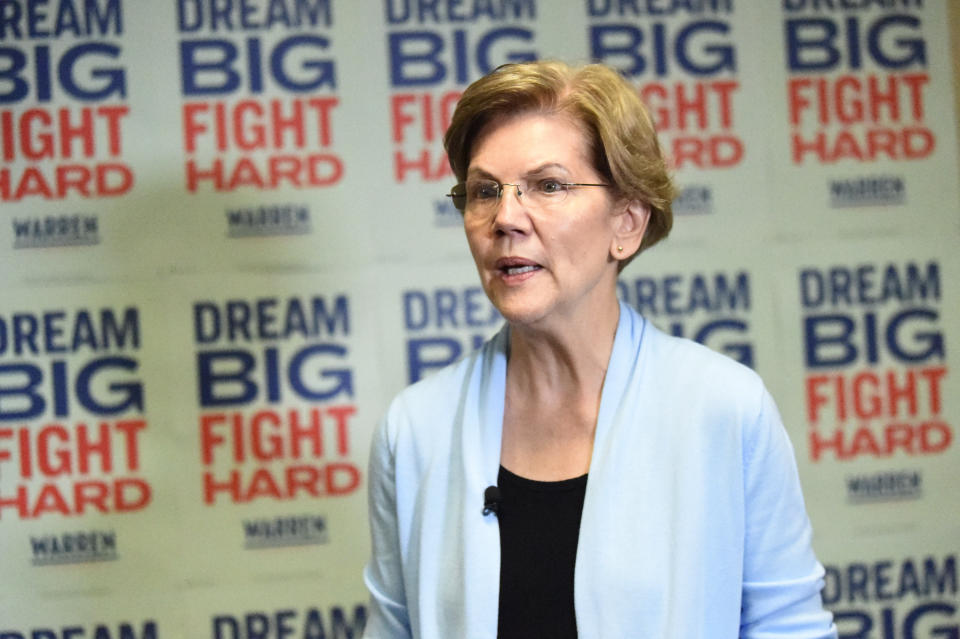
[363,61,836,639]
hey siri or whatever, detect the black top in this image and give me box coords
[496,465,588,639]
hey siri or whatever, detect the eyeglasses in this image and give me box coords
[447,178,609,214]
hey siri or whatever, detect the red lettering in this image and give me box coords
[325,462,361,496]
[919,420,952,454]
[245,467,284,500]
[202,462,362,505]
[848,426,882,457]
[2,421,147,479]
[1,106,127,161]
[391,94,416,143]
[327,405,356,456]
[0,478,151,520]
[639,81,738,131]
[286,465,322,497]
[809,420,953,461]
[12,166,54,199]
[668,135,743,170]
[21,109,55,159]
[251,410,283,460]
[787,73,928,127]
[227,157,265,189]
[810,427,846,461]
[31,483,72,517]
[185,157,224,191]
[393,148,451,182]
[58,107,95,158]
[199,407,357,465]
[74,480,110,514]
[0,163,133,202]
[792,127,935,164]
[390,91,461,144]
[805,368,945,423]
[204,469,241,504]
[185,153,343,192]
[181,98,337,153]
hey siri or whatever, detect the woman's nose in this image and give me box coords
[492,183,529,232]
[499,183,522,201]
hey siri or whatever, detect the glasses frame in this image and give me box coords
[446,180,610,213]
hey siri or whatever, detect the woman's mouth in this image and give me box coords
[503,264,540,275]
[495,258,542,282]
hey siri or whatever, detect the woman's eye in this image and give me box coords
[471,182,499,199]
[538,179,566,194]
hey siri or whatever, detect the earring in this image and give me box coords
[617,246,623,252]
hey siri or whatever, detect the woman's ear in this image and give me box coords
[611,201,650,261]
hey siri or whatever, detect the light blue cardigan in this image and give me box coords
[364,302,837,638]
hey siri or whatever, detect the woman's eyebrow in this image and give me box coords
[466,163,570,180]
[466,167,497,180]
[525,163,569,175]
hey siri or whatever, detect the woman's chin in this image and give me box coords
[492,298,554,328]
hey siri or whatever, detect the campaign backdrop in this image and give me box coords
[1,1,958,636]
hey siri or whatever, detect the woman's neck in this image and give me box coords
[506,296,620,404]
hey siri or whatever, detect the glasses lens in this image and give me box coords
[449,183,467,211]
[463,180,503,213]
[528,179,569,208]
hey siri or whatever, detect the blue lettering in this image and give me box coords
[786,15,925,72]
[463,287,490,327]
[787,18,841,72]
[269,34,336,91]
[191,297,349,344]
[390,30,447,85]
[800,263,940,308]
[0,357,141,419]
[76,356,143,415]
[886,308,943,364]
[407,337,461,383]
[868,15,925,69]
[669,319,753,367]
[385,0,410,23]
[804,314,860,368]
[181,35,338,93]
[403,291,428,330]
[0,0,122,38]
[0,46,29,102]
[194,303,222,343]
[675,20,735,75]
[591,20,735,78]
[288,343,353,401]
[245,613,269,638]
[384,0,535,24]
[0,363,45,420]
[330,605,367,639]
[197,349,258,406]
[180,39,242,94]
[903,602,956,639]
[178,0,203,31]
[389,27,535,87]
[212,616,239,639]
[621,272,749,315]
[0,42,125,103]
[197,345,352,406]
[209,607,366,639]
[177,0,331,31]
[830,604,957,639]
[833,609,872,639]
[402,288,499,330]
[588,0,732,17]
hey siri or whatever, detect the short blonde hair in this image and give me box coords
[444,60,675,261]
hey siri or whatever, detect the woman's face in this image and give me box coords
[463,112,626,329]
